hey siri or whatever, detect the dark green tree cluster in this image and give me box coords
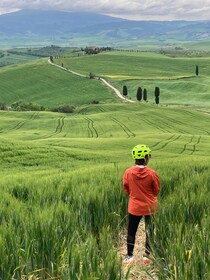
[82,46,113,55]
[136,87,147,101]
[124,85,160,104]
[11,101,45,111]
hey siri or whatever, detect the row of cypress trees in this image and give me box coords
[123,85,160,104]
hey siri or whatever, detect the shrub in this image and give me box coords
[89,72,95,79]
[0,103,8,110]
[11,101,45,111]
[91,100,99,104]
[51,104,75,113]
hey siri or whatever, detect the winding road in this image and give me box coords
[48,59,135,103]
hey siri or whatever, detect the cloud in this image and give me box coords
[0,0,210,20]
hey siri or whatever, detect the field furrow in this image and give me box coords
[111,117,136,137]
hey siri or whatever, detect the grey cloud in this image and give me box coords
[0,0,210,19]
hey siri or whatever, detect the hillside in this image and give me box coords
[0,102,210,278]
[0,48,210,278]
[1,50,210,108]
[0,9,210,48]
[54,51,210,107]
[0,58,118,108]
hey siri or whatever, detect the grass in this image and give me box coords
[0,103,210,278]
[0,51,38,66]
[0,50,210,278]
[0,59,118,108]
[55,51,210,78]
[1,50,210,108]
[54,50,210,107]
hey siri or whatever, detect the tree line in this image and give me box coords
[123,85,160,104]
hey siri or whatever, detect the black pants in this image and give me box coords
[127,213,154,256]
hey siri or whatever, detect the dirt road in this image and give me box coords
[48,59,135,103]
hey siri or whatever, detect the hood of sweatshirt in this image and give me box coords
[131,166,150,180]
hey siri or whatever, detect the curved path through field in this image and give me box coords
[48,59,135,103]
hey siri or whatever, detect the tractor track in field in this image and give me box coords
[32,116,66,139]
[29,111,40,120]
[180,135,201,154]
[111,117,136,137]
[180,110,210,135]
[77,107,89,115]
[97,106,107,112]
[143,117,170,133]
[55,116,65,134]
[135,113,171,133]
[153,134,181,151]
[141,113,188,134]
[44,117,65,138]
[158,115,189,134]
[85,117,98,138]
[0,111,40,134]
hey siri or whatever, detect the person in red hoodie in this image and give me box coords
[123,144,160,265]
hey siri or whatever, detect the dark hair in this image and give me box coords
[135,158,145,165]
[135,154,150,165]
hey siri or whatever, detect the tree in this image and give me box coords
[89,72,95,79]
[123,85,128,98]
[154,86,160,104]
[196,65,199,76]
[136,87,142,101]
[50,56,53,62]
[143,88,147,101]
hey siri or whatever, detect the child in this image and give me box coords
[123,144,160,265]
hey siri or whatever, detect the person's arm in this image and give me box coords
[152,172,160,196]
[123,172,130,195]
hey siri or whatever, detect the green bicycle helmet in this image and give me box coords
[132,144,151,159]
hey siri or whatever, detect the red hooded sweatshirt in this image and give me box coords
[123,165,160,216]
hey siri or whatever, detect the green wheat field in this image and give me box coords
[0,49,210,279]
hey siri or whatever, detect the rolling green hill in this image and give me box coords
[1,50,210,109]
[0,103,209,155]
[0,59,117,108]
[55,50,210,107]
[0,51,210,279]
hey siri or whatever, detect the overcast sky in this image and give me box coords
[0,0,210,20]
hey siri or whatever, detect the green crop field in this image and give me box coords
[0,50,210,279]
[0,59,118,108]
[54,50,210,107]
[0,51,38,67]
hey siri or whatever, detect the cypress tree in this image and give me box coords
[136,87,142,101]
[143,88,147,101]
[196,65,199,76]
[155,86,160,104]
[123,85,128,97]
